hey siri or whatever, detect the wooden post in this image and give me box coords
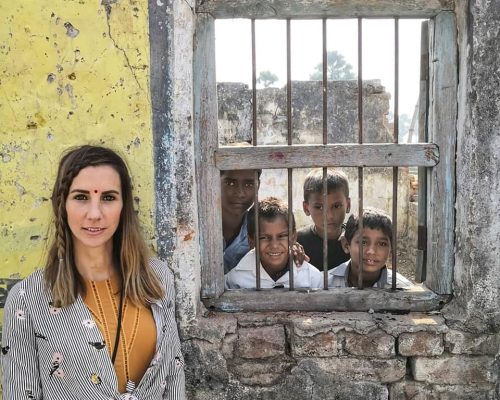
[426,12,457,294]
[415,20,429,283]
[194,14,225,298]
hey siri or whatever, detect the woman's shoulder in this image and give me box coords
[148,257,174,284]
[5,269,48,306]
[11,269,45,292]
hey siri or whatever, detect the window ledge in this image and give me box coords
[203,286,451,313]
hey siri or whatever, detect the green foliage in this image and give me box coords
[310,51,356,81]
[257,70,279,88]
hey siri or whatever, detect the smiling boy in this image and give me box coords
[328,208,413,288]
[225,197,323,289]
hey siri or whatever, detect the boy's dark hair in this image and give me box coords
[220,169,262,178]
[303,169,349,201]
[344,208,393,245]
[247,196,295,238]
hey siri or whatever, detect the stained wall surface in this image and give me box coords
[0,0,156,298]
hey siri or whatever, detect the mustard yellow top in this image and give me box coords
[83,275,157,393]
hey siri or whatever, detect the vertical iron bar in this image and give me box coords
[288,169,294,290]
[392,18,399,290]
[322,18,328,145]
[322,168,328,288]
[286,18,294,290]
[322,18,329,289]
[252,19,258,147]
[251,19,261,290]
[357,17,364,289]
[287,19,292,146]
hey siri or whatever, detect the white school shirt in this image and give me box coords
[328,260,414,288]
[225,249,324,289]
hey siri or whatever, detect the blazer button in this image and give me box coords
[90,373,102,385]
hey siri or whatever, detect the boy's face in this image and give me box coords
[342,227,391,275]
[303,189,350,239]
[248,216,296,275]
[221,170,259,217]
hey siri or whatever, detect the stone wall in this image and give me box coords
[218,80,394,146]
[182,312,498,399]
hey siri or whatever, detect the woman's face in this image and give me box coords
[65,165,123,253]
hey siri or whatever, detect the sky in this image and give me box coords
[215,18,425,119]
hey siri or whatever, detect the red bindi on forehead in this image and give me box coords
[94,190,98,193]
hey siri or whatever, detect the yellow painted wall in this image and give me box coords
[0,0,155,280]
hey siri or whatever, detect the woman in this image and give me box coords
[1,145,185,399]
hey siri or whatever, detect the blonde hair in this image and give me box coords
[45,145,164,307]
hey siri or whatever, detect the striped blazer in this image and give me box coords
[1,259,185,400]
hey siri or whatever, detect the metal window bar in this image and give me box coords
[287,18,295,290]
[416,20,429,283]
[245,17,408,292]
[322,18,329,290]
[392,18,399,290]
[251,18,261,290]
[357,17,364,289]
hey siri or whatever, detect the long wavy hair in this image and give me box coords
[44,145,164,307]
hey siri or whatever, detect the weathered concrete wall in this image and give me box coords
[148,0,201,326]
[445,0,500,334]
[218,80,392,145]
[0,1,156,308]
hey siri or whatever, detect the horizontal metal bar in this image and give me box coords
[215,143,439,170]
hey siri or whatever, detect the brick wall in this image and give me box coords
[182,312,499,399]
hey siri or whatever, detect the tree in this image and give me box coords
[309,50,356,81]
[388,111,415,142]
[257,70,278,88]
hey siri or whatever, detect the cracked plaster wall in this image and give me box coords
[446,0,500,332]
[0,0,156,306]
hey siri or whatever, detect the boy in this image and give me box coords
[221,169,260,273]
[298,168,351,270]
[328,208,413,288]
[225,197,323,289]
[221,168,306,273]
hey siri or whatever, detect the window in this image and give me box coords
[194,1,456,312]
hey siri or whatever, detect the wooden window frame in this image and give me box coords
[194,0,456,312]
